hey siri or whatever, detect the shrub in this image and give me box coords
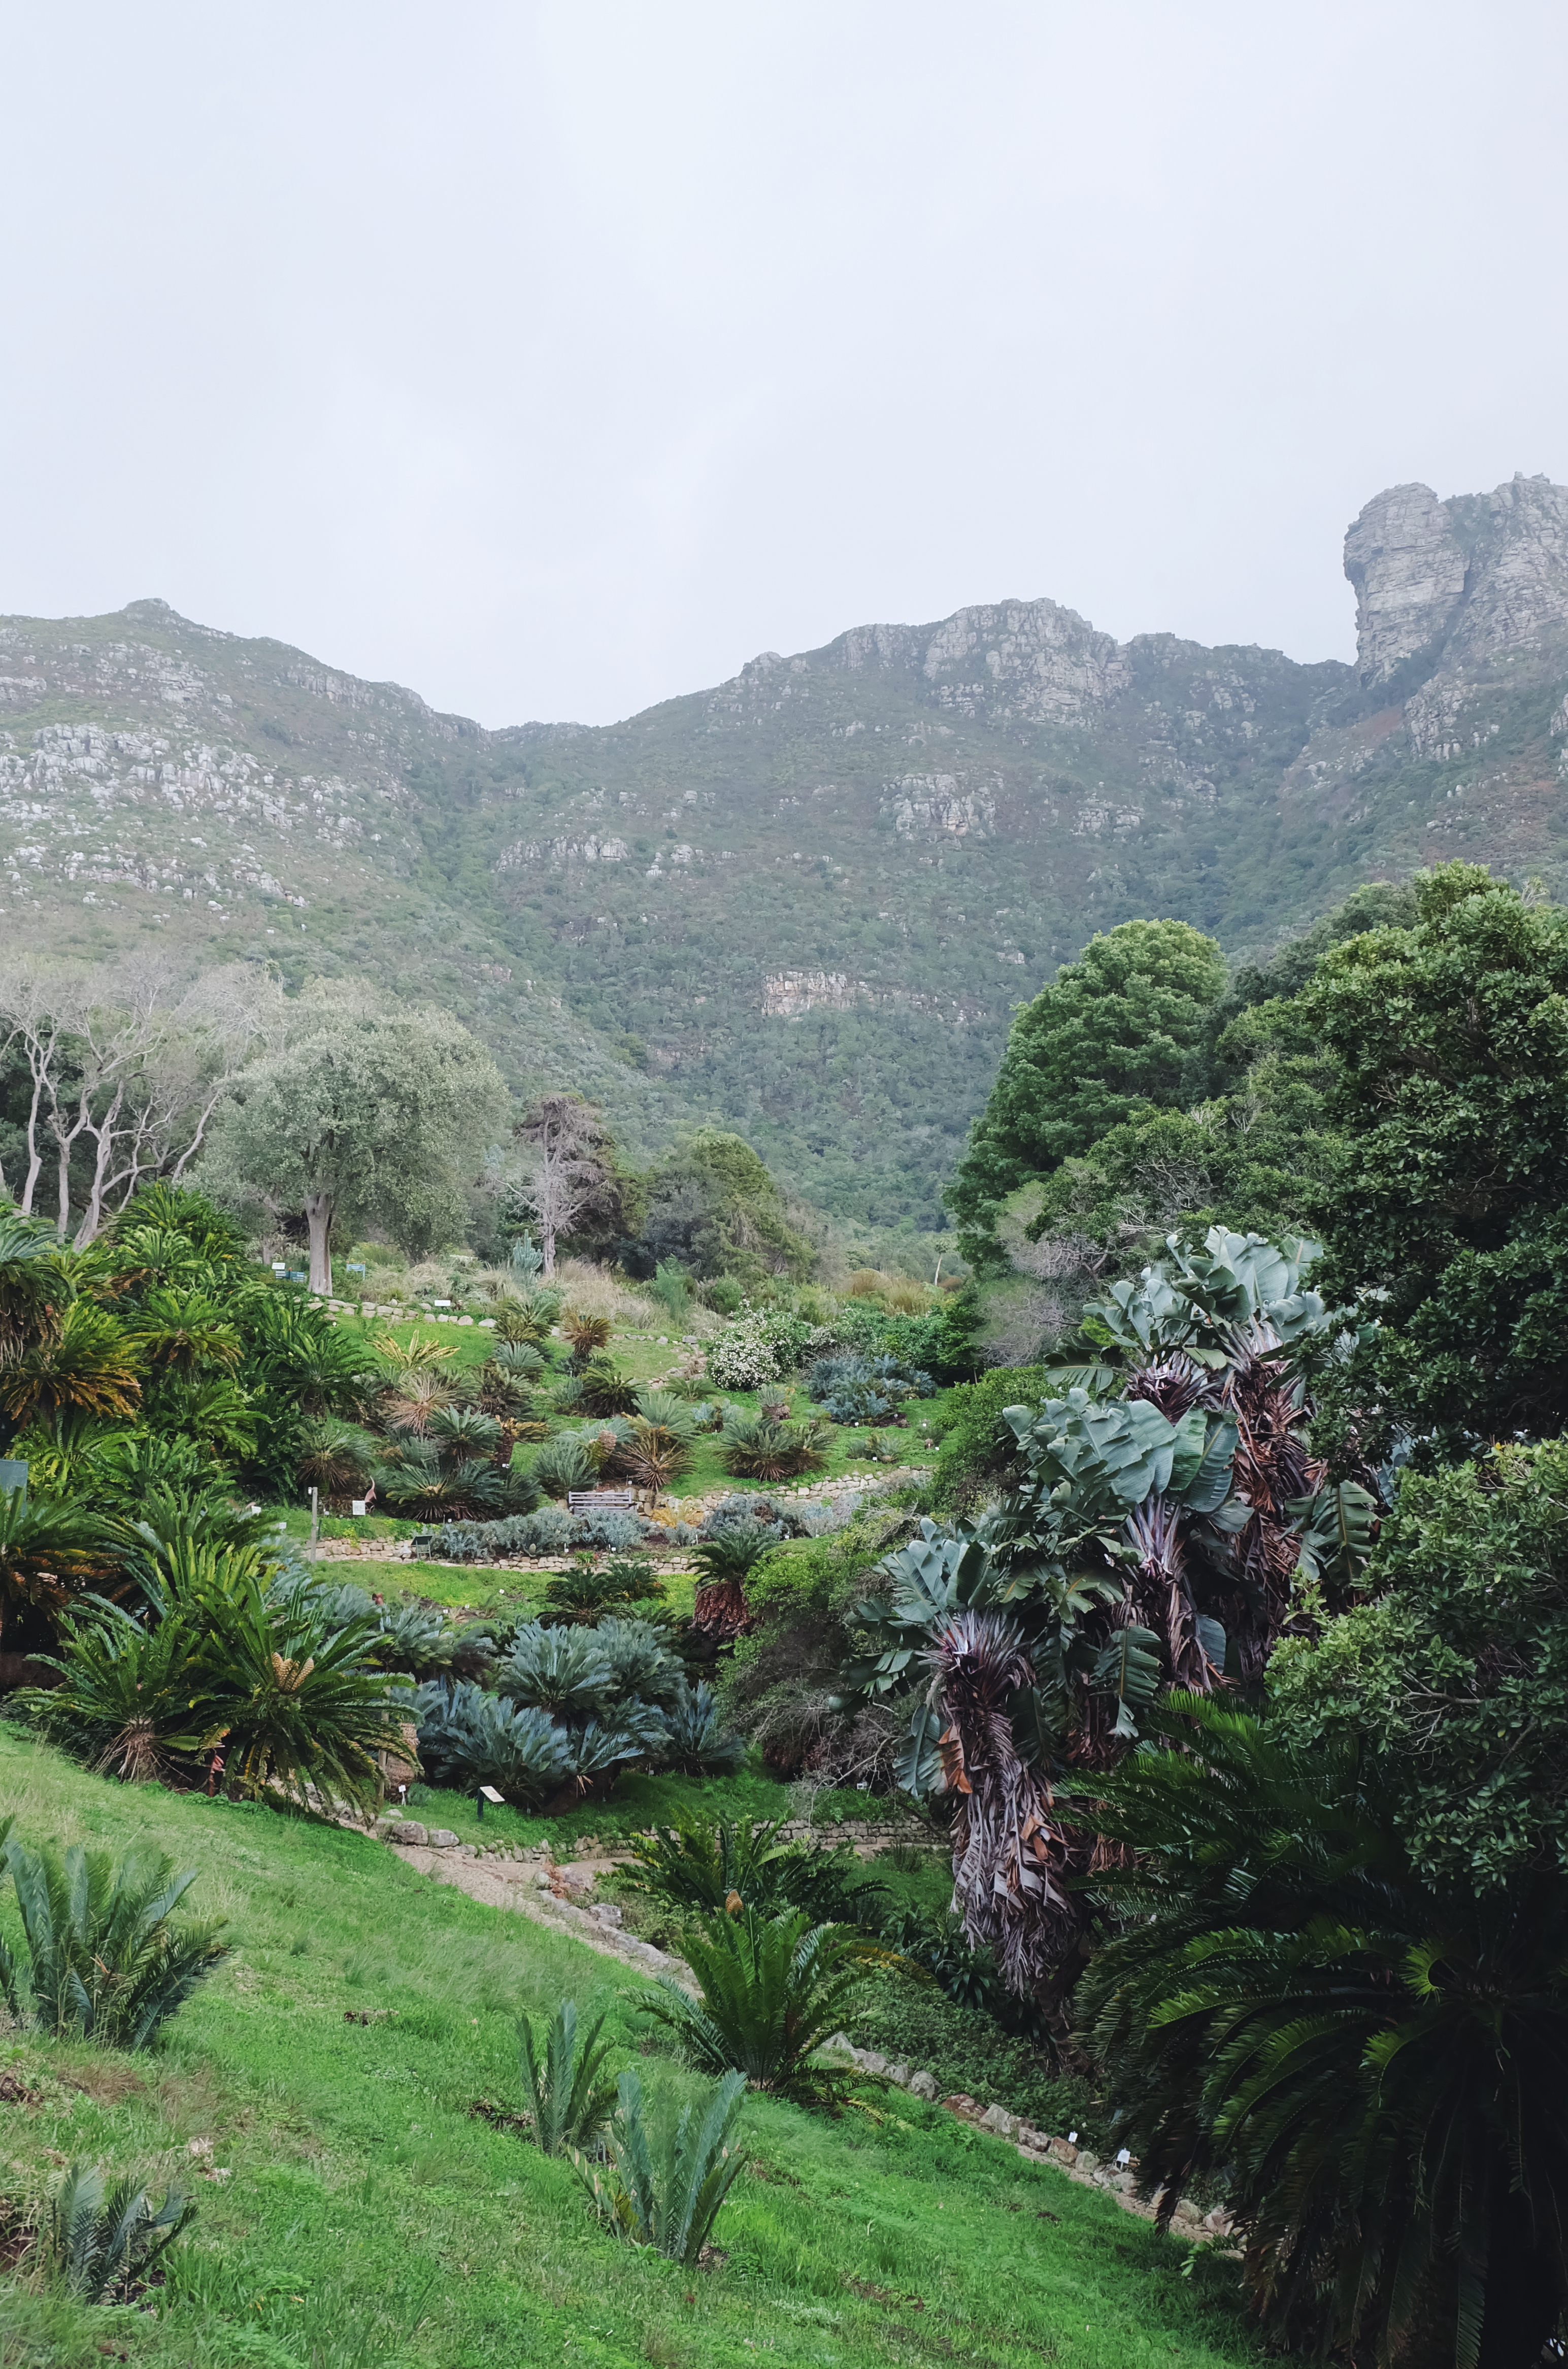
[925,1365,1047,1516]
[0,1823,229,2049]
[563,1310,613,1362]
[652,1260,694,1323]
[541,1555,668,1627]
[704,1311,783,1391]
[657,1681,748,1775]
[705,1277,744,1317]
[517,1997,617,2154]
[46,2161,195,2303]
[195,1569,414,1814]
[412,1680,571,1805]
[642,1909,875,2099]
[576,2066,746,2264]
[497,1623,614,1716]
[530,1433,598,1498]
[410,1507,576,1561]
[25,1600,221,1785]
[577,1357,641,1418]
[571,1509,648,1552]
[611,1418,693,1492]
[806,1352,934,1425]
[719,1411,827,1482]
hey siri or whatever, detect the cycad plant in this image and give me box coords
[719,1411,826,1484]
[623,1816,794,1915]
[412,1680,571,1805]
[47,2160,194,2302]
[690,1521,777,1640]
[194,1567,414,1813]
[530,1432,599,1499]
[563,1309,613,1364]
[576,2066,746,2264]
[539,1554,668,1627]
[642,1908,877,2099]
[516,1996,617,2154]
[1077,1696,1568,2369]
[25,1599,219,1783]
[0,1821,228,2049]
[612,1418,693,1494]
[661,1680,748,1776]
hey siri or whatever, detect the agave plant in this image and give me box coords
[412,1680,572,1805]
[642,1909,877,2098]
[516,1996,617,2155]
[0,1821,229,2049]
[576,2066,746,2264]
[47,2160,194,2303]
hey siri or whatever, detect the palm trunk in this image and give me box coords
[305,1190,334,1296]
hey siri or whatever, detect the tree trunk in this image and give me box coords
[541,1217,556,1276]
[305,1190,334,1295]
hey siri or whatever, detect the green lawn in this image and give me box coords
[0,1727,1255,2369]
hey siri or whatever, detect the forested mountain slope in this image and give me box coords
[3,472,1565,1229]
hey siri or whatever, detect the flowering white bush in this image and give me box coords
[703,1305,835,1391]
[704,1310,781,1390]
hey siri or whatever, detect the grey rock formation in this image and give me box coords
[1344,483,1467,684]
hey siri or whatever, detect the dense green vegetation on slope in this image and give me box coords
[0,1729,1254,2369]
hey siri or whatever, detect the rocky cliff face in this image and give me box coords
[3,476,1566,1232]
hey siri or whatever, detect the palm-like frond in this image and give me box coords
[2,1832,228,2049]
[48,2160,194,2301]
[642,1908,878,2097]
[517,1996,617,2154]
[575,2066,747,2264]
[0,1296,141,1425]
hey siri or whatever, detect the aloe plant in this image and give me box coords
[576,2066,746,2263]
[516,1996,617,2154]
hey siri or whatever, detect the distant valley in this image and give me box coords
[4,471,1565,1234]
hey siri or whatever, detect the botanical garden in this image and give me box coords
[2,861,1565,2369]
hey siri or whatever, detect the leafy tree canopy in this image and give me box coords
[946,919,1226,1262]
[199,986,508,1291]
[632,1128,816,1286]
[1301,862,1568,1444]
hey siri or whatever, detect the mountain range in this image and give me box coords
[3,471,1565,1237]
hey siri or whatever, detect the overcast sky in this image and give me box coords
[4,2,1564,727]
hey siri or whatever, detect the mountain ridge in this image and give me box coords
[4,472,1566,1233]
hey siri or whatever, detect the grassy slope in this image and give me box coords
[0,1728,1254,2369]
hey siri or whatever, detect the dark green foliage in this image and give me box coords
[719,1409,828,1481]
[515,1997,617,2155]
[925,1365,1047,1515]
[660,1681,749,1775]
[1077,1696,1568,2369]
[623,1816,796,1914]
[631,1129,816,1287]
[642,1909,877,2099]
[539,1554,668,1627]
[23,1598,221,1783]
[947,919,1227,1261]
[46,2160,194,2303]
[1268,1438,1568,1895]
[0,1820,228,2049]
[1303,863,1568,1445]
[575,2066,747,2264]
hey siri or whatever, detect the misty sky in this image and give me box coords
[4,2,1564,728]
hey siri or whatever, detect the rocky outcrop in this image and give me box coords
[1344,483,1467,684]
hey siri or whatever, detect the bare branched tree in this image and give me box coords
[510,1094,619,1276]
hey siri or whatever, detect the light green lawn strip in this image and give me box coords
[0,1727,1253,2369]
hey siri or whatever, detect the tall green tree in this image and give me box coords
[946,919,1225,1264]
[1300,863,1568,1445]
[201,989,508,1292]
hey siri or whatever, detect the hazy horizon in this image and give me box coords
[4,1,1563,728]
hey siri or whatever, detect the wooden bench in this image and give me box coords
[568,1488,637,1514]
